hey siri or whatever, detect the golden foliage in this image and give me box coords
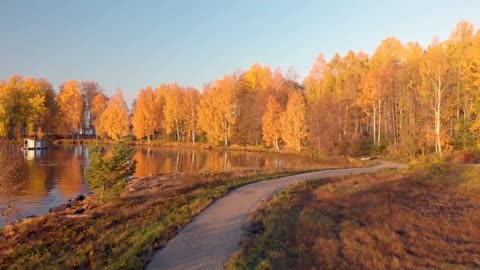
[0,20,479,158]
[197,75,237,146]
[132,87,161,141]
[281,91,307,151]
[262,96,283,150]
[91,93,108,135]
[98,89,129,140]
[56,80,84,136]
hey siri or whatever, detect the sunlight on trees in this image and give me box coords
[98,89,129,140]
[132,87,161,141]
[281,91,307,151]
[56,80,84,138]
[1,20,480,156]
[198,75,237,146]
[262,96,283,151]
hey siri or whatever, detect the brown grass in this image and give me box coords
[0,169,305,269]
[229,167,480,270]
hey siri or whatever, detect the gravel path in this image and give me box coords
[146,161,407,270]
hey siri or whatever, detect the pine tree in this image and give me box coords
[85,141,137,202]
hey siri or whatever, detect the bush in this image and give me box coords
[85,141,137,202]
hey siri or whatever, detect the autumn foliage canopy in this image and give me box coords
[1,20,480,156]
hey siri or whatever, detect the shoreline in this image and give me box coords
[0,169,325,268]
[52,138,357,164]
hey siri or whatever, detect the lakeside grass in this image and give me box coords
[0,169,328,270]
[227,163,480,269]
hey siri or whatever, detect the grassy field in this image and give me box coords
[0,169,319,270]
[227,163,480,270]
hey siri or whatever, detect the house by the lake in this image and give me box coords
[23,138,47,150]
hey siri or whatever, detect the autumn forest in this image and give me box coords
[2,20,480,158]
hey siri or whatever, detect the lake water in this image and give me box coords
[0,145,325,225]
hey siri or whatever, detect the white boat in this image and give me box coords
[22,138,48,150]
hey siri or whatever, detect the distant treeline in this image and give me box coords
[1,20,480,157]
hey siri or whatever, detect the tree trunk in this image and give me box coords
[175,119,180,142]
[223,119,228,147]
[378,96,381,147]
[373,107,377,145]
[344,104,349,136]
[435,88,442,156]
[434,67,443,156]
[274,138,279,151]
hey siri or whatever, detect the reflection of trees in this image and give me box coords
[56,146,85,197]
[127,147,322,177]
[135,149,162,176]
[0,142,26,223]
[20,161,48,199]
[202,151,229,172]
[1,145,326,225]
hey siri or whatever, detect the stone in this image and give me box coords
[73,207,85,215]
[49,203,71,213]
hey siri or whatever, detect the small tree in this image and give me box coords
[85,141,137,201]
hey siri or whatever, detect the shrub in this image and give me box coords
[85,141,137,202]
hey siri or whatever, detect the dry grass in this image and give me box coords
[228,165,480,270]
[0,169,305,269]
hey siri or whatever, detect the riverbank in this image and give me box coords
[0,169,329,269]
[51,138,360,163]
[227,163,480,269]
[53,138,288,155]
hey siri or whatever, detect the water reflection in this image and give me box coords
[1,145,324,225]
[23,149,46,160]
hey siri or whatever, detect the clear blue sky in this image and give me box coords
[1,0,479,106]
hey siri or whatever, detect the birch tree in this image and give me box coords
[56,80,84,138]
[420,41,451,156]
[197,75,237,146]
[262,95,283,150]
[281,90,307,151]
[132,87,161,141]
[98,89,129,140]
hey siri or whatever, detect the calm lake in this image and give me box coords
[0,145,325,226]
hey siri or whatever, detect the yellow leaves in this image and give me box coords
[91,93,108,137]
[184,88,200,142]
[372,37,404,66]
[305,53,326,102]
[281,91,307,152]
[449,20,475,44]
[162,83,186,138]
[262,96,283,150]
[91,94,108,121]
[56,80,84,135]
[98,89,129,140]
[420,42,450,96]
[244,64,272,92]
[132,87,161,140]
[0,75,53,136]
[146,83,201,142]
[198,75,237,146]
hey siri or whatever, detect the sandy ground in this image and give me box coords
[146,161,407,270]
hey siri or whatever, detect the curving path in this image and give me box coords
[146,161,407,270]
